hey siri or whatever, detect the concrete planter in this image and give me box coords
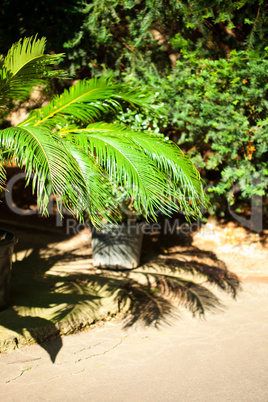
[91,223,144,269]
[0,230,18,310]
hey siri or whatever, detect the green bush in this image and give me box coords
[116,49,268,216]
[1,1,267,73]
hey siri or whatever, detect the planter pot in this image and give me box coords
[91,223,144,269]
[0,230,18,310]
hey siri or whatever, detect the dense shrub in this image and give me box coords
[1,1,267,73]
[116,49,268,216]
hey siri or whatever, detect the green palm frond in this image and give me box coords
[113,86,155,110]
[61,123,206,219]
[0,36,65,104]
[25,77,120,127]
[0,154,6,191]
[24,77,154,128]
[0,36,207,225]
[4,36,48,74]
[63,127,180,219]
[91,123,205,213]
[63,143,120,227]
[0,126,90,218]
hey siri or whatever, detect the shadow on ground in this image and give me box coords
[0,229,240,362]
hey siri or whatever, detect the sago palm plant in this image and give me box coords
[0,36,206,227]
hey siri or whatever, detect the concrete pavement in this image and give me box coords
[1,282,268,401]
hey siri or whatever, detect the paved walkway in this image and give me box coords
[1,282,268,401]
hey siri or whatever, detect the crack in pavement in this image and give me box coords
[5,371,25,384]
[7,357,42,365]
[75,336,128,363]
[3,336,128,385]
[4,363,41,384]
[73,341,102,355]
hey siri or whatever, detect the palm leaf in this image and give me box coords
[0,36,206,225]
[86,123,205,215]
[0,155,6,191]
[0,126,90,218]
[63,143,121,227]
[0,36,65,103]
[60,123,206,218]
[62,128,180,219]
[4,36,48,75]
[25,77,154,128]
[113,86,155,110]
[25,77,119,127]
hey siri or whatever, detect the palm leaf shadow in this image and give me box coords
[0,243,240,362]
[0,247,103,362]
[114,253,240,328]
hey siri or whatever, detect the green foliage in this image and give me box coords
[1,1,267,74]
[118,49,268,215]
[0,35,66,125]
[66,0,268,72]
[1,1,267,218]
[0,37,206,226]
